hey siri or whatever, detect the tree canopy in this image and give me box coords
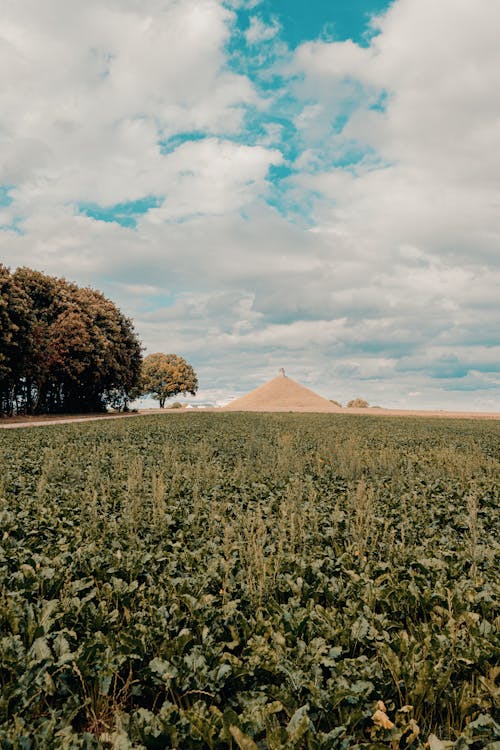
[0,265,142,415]
[142,353,198,408]
[347,397,369,408]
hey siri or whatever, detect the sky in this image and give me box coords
[1,0,499,409]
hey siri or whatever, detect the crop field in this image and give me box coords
[0,413,499,749]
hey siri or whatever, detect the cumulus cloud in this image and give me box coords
[0,0,258,206]
[145,139,283,220]
[292,0,500,230]
[282,0,500,405]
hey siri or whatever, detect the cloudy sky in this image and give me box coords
[1,0,499,409]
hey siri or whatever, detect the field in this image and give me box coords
[0,413,499,749]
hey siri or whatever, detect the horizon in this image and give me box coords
[1,0,499,412]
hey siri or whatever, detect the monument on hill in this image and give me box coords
[223,369,341,412]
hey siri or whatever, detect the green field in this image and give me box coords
[0,414,499,749]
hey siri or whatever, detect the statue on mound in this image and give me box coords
[279,367,286,377]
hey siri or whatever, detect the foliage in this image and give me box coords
[347,398,369,408]
[0,264,32,415]
[141,353,198,408]
[0,413,499,748]
[0,265,142,415]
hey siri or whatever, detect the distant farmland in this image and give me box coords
[0,414,499,748]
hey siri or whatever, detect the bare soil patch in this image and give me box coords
[0,409,166,429]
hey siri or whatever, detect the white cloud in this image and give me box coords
[245,16,280,45]
[285,0,500,399]
[0,0,259,206]
[146,139,283,220]
[292,0,500,227]
[295,39,371,80]
[225,0,262,8]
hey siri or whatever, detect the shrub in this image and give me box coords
[347,397,369,408]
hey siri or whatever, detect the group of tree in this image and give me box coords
[0,264,143,414]
[0,264,198,416]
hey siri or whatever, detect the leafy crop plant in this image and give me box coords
[0,413,498,748]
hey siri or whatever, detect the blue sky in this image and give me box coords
[0,0,499,409]
[233,0,390,47]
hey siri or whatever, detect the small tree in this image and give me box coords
[142,353,198,408]
[347,397,369,408]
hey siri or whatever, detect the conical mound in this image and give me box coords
[223,371,341,412]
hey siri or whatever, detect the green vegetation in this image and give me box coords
[346,400,369,409]
[0,414,499,748]
[0,264,201,416]
[141,354,198,408]
[0,265,142,416]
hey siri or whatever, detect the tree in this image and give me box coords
[13,269,83,412]
[142,353,198,408]
[1,267,142,415]
[70,285,142,412]
[0,264,31,415]
[347,397,369,408]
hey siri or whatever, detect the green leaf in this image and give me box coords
[149,657,177,685]
[229,725,259,750]
[427,735,454,750]
[31,636,51,660]
[287,705,311,744]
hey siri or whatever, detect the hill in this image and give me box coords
[223,370,341,412]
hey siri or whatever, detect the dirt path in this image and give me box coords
[0,410,164,429]
[340,407,500,420]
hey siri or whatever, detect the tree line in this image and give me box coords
[0,265,198,416]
